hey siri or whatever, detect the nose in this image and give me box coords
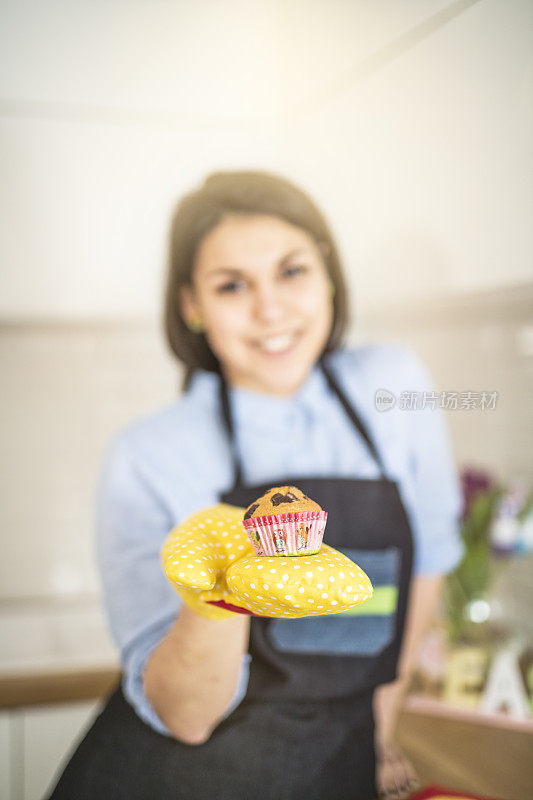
[252,281,286,324]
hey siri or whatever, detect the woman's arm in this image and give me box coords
[373,573,444,751]
[144,606,250,745]
[95,436,251,743]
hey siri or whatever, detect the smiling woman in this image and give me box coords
[180,214,334,396]
[48,170,463,800]
[163,170,348,392]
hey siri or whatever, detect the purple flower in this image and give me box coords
[460,467,497,520]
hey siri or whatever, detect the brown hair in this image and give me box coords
[163,170,350,389]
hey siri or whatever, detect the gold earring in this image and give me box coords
[187,315,204,333]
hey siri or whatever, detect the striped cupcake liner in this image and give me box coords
[242,510,327,557]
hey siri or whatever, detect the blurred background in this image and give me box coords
[0,0,532,798]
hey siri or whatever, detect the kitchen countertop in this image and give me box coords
[0,665,120,709]
[0,595,119,708]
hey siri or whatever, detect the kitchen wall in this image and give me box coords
[1,1,532,321]
[1,2,532,797]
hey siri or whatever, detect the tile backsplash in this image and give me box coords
[0,320,179,601]
[358,282,533,486]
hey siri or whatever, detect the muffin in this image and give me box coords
[242,486,327,557]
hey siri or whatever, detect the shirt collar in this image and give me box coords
[187,362,331,433]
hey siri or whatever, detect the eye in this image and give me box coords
[216,279,246,294]
[281,264,308,279]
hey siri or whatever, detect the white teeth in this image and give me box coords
[258,334,296,353]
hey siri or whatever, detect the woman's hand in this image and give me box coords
[375,740,421,800]
[162,503,373,620]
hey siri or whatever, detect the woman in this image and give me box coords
[49,170,463,800]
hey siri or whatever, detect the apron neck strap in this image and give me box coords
[318,356,387,478]
[218,373,243,488]
[218,355,387,491]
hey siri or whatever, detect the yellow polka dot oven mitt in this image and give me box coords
[162,504,373,620]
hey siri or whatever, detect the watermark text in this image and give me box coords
[374,389,498,412]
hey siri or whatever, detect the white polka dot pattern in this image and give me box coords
[226,543,372,617]
[162,504,373,620]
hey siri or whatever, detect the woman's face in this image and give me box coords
[181,214,334,396]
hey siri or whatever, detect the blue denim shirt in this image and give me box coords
[95,343,463,735]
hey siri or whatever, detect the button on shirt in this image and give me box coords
[95,343,464,736]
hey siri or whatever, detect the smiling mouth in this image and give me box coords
[253,331,301,354]
[207,600,261,616]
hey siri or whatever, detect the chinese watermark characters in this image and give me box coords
[374,389,498,412]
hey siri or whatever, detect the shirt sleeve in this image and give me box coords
[398,347,464,576]
[94,433,250,736]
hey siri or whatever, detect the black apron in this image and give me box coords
[48,356,414,800]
